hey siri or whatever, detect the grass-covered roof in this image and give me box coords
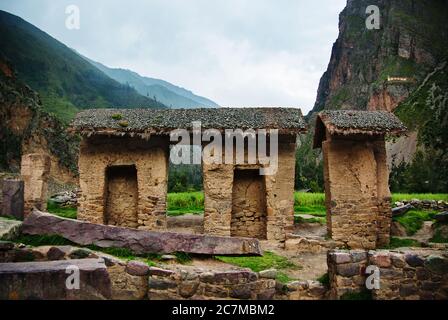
[70,107,307,136]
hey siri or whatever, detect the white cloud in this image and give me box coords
[0,0,347,114]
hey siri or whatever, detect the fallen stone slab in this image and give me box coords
[0,258,111,299]
[0,218,22,240]
[23,210,262,256]
[392,203,414,217]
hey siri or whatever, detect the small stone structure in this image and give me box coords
[20,153,51,216]
[314,111,407,249]
[71,108,307,241]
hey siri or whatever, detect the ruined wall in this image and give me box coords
[203,134,296,241]
[20,153,50,216]
[323,138,379,249]
[78,136,169,230]
[322,135,392,249]
[328,249,448,300]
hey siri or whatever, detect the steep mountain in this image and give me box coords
[309,0,448,193]
[0,58,78,185]
[312,0,448,113]
[88,59,220,108]
[0,10,166,123]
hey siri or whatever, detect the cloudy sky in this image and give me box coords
[1,0,346,113]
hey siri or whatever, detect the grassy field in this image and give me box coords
[167,192,448,215]
[47,192,448,222]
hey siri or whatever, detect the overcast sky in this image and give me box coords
[1,0,346,113]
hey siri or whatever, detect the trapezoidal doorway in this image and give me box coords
[105,165,138,228]
[231,169,267,239]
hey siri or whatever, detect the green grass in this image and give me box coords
[430,224,448,243]
[340,290,372,300]
[215,251,300,283]
[317,273,330,287]
[47,201,77,219]
[393,210,437,235]
[167,192,204,215]
[294,216,326,224]
[391,194,448,202]
[382,237,421,249]
[13,234,75,246]
[276,272,295,284]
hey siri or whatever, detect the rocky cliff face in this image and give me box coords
[0,58,78,186]
[310,0,448,192]
[312,0,448,113]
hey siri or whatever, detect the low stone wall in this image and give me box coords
[0,241,328,300]
[148,267,276,300]
[328,248,448,300]
[394,200,448,211]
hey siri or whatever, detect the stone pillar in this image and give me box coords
[322,139,379,250]
[1,179,24,220]
[21,153,51,216]
[203,163,234,236]
[265,135,296,241]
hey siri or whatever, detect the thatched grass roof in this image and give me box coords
[313,110,407,148]
[70,107,307,137]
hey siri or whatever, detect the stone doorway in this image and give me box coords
[231,169,267,239]
[104,165,138,228]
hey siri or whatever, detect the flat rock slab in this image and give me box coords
[23,210,262,256]
[0,218,22,240]
[0,258,111,299]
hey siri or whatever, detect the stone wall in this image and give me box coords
[203,134,296,241]
[0,241,327,300]
[328,249,448,300]
[322,136,391,249]
[77,136,169,230]
[20,153,50,216]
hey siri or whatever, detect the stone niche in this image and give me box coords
[231,169,267,239]
[77,135,169,230]
[313,110,407,250]
[105,165,139,228]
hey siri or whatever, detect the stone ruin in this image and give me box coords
[68,108,408,248]
[70,108,307,242]
[1,108,448,301]
[1,109,408,250]
[313,110,407,249]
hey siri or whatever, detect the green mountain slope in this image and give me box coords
[87,59,220,108]
[0,10,166,122]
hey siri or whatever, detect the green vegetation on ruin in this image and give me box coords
[340,290,372,300]
[382,237,421,249]
[393,210,437,236]
[47,200,77,219]
[215,251,300,284]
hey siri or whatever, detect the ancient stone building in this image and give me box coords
[71,108,307,240]
[313,110,407,249]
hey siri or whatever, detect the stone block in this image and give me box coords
[1,179,24,220]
